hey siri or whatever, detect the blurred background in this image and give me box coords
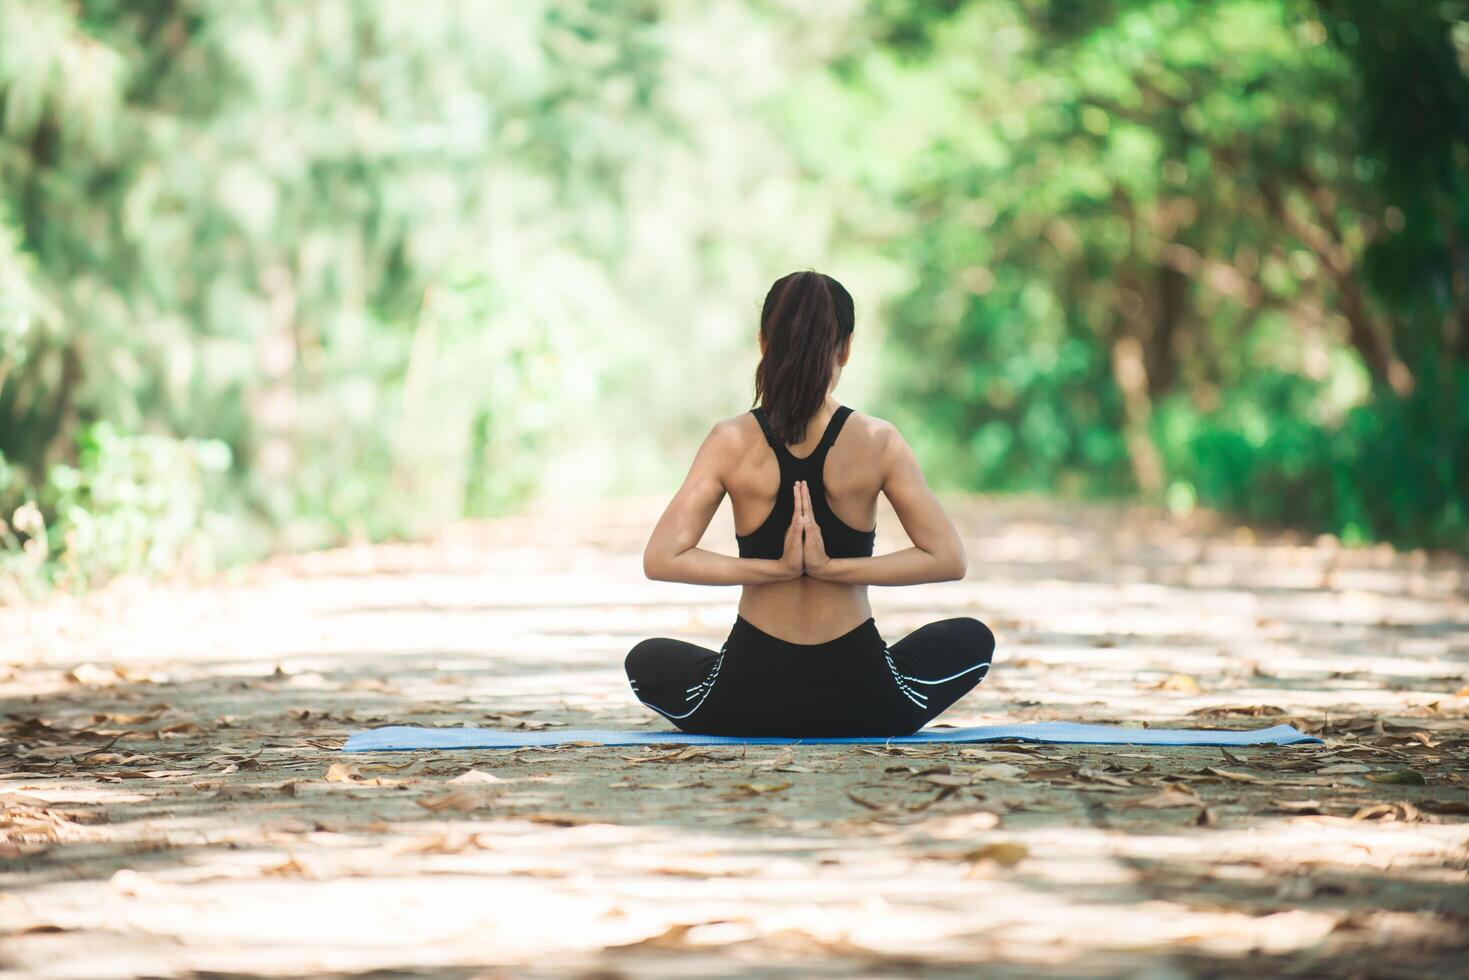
[0,0,1465,596]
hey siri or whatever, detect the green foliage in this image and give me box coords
[0,0,849,588]
[1153,364,1469,547]
[821,0,1469,551]
[0,423,229,594]
[2,0,1467,596]
[46,422,231,589]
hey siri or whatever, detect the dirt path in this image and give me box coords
[3,497,1467,978]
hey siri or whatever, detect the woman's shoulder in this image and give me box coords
[707,408,762,443]
[698,410,768,466]
[838,407,904,455]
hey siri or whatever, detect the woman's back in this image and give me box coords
[723,400,888,644]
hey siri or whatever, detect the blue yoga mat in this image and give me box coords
[342,721,1321,752]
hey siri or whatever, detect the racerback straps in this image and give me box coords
[816,406,853,457]
[751,405,780,451]
[751,405,851,467]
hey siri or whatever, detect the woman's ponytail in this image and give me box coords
[753,270,855,446]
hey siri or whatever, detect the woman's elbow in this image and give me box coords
[643,546,681,581]
[940,546,968,581]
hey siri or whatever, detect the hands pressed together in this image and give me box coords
[777,480,833,580]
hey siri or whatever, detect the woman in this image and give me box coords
[626,270,995,738]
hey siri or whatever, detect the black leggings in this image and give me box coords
[624,615,995,738]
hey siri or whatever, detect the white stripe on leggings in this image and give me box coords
[899,661,991,685]
[884,647,929,708]
[636,643,726,721]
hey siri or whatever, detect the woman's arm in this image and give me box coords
[643,421,804,585]
[806,423,967,586]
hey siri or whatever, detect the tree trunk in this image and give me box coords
[1110,333,1165,495]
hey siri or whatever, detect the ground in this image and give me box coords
[2,496,1467,979]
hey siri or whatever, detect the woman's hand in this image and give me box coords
[777,481,806,579]
[798,480,831,577]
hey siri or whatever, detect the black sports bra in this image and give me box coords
[736,404,877,561]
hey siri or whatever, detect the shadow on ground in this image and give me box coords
[2,497,1466,978]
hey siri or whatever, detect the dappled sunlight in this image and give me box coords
[3,498,1466,976]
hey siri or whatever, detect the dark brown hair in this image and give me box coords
[752,270,855,446]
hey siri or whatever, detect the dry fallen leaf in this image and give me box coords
[1126,786,1206,809]
[1204,767,1268,784]
[91,709,167,725]
[629,747,721,764]
[527,813,595,827]
[920,811,1002,838]
[1191,704,1286,718]
[1156,674,1202,694]
[1418,799,1469,815]
[1076,768,1136,789]
[416,789,482,812]
[2,794,57,808]
[109,869,164,898]
[324,762,361,783]
[359,759,430,776]
[1365,768,1426,785]
[608,922,700,951]
[755,927,875,957]
[1351,802,1423,822]
[725,781,792,798]
[448,769,507,785]
[210,782,296,801]
[394,831,487,855]
[962,841,1029,867]
[971,763,1026,782]
[260,855,312,878]
[67,663,123,687]
[644,780,713,790]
